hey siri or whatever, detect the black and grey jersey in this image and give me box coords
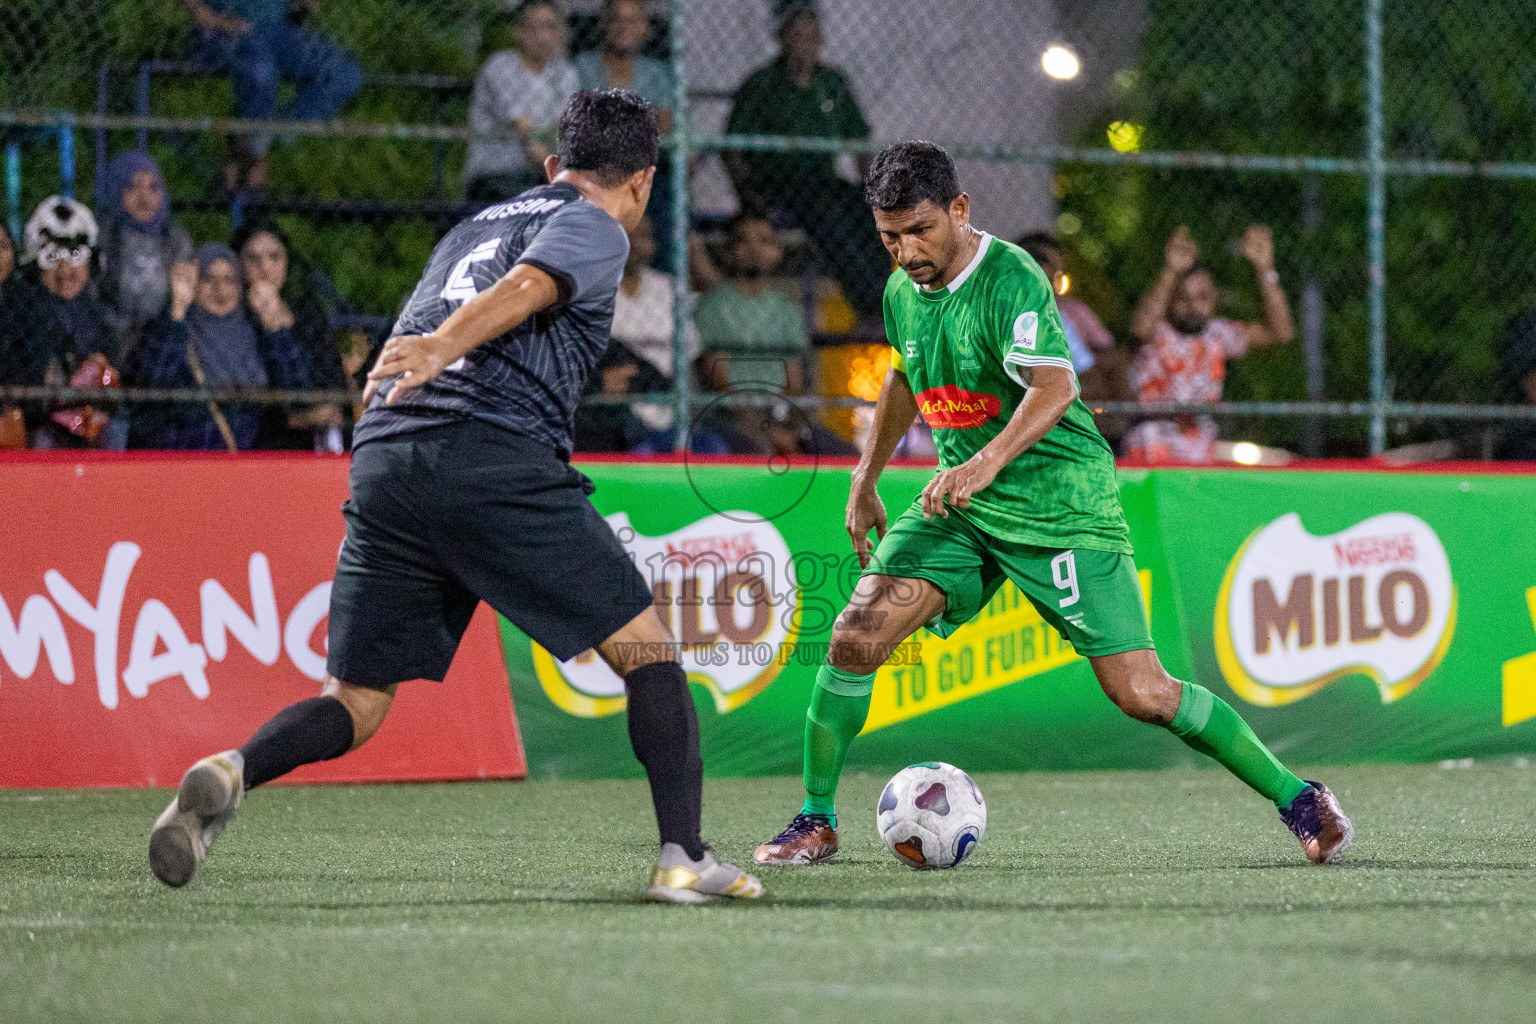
[353,182,629,457]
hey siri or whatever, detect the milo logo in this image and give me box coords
[532,511,799,717]
[914,385,1001,429]
[1215,512,1456,706]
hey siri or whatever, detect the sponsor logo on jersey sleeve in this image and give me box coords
[913,385,1002,429]
[1215,512,1456,707]
[1012,311,1039,351]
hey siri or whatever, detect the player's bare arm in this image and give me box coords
[921,363,1077,518]
[1237,224,1295,348]
[848,366,920,568]
[365,262,561,405]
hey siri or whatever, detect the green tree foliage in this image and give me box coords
[1056,0,1536,451]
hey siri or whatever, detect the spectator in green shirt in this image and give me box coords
[723,4,889,319]
[695,215,856,458]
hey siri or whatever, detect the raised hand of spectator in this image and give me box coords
[169,262,197,322]
[1241,224,1275,271]
[186,0,251,36]
[1164,226,1198,273]
[247,277,296,332]
[601,361,639,396]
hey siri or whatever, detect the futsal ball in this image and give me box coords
[876,762,986,869]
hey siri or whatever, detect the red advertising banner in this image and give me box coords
[0,454,525,788]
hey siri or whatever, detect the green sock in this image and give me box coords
[1167,680,1309,809]
[800,664,875,827]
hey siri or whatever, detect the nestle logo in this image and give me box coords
[664,532,761,564]
[1333,533,1416,568]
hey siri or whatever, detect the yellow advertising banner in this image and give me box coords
[864,571,1151,733]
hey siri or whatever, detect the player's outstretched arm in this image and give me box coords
[364,263,561,406]
[848,367,920,567]
[922,364,1078,518]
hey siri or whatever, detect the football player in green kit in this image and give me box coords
[753,142,1352,868]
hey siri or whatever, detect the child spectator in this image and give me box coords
[129,243,294,450]
[232,220,349,450]
[178,0,363,193]
[464,0,578,202]
[1125,225,1293,462]
[0,198,121,449]
[97,151,195,347]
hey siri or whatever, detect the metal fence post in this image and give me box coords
[4,138,20,242]
[1365,0,1387,454]
[668,0,692,453]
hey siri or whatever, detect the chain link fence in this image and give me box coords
[2,0,1535,457]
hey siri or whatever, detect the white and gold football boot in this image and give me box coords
[149,750,245,888]
[646,843,764,904]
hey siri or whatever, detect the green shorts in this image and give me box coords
[863,504,1152,657]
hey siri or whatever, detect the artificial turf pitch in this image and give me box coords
[2,763,1533,1023]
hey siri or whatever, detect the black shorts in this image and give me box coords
[326,419,653,688]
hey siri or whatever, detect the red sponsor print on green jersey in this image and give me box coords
[915,385,1001,429]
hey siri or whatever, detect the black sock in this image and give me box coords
[624,661,706,860]
[238,696,355,789]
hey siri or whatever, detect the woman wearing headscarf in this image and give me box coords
[128,242,292,450]
[231,219,352,450]
[97,151,194,348]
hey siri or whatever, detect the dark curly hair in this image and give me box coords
[556,89,659,187]
[864,141,960,212]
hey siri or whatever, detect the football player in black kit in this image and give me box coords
[149,90,763,904]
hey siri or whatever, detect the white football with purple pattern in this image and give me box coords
[876,762,986,870]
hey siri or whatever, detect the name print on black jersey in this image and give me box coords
[353,182,630,457]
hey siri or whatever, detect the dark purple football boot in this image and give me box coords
[753,813,839,865]
[1279,781,1354,864]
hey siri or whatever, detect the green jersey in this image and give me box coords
[884,233,1131,554]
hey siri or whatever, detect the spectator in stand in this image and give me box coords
[1496,306,1536,460]
[1016,233,1111,369]
[0,222,17,302]
[574,216,727,454]
[129,243,297,450]
[97,151,195,349]
[723,3,888,319]
[609,214,704,450]
[232,220,349,450]
[0,198,122,449]
[177,0,363,193]
[1125,225,1293,462]
[1017,232,1135,450]
[464,0,578,202]
[575,0,677,268]
[575,0,671,109]
[694,214,856,457]
[0,223,18,448]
